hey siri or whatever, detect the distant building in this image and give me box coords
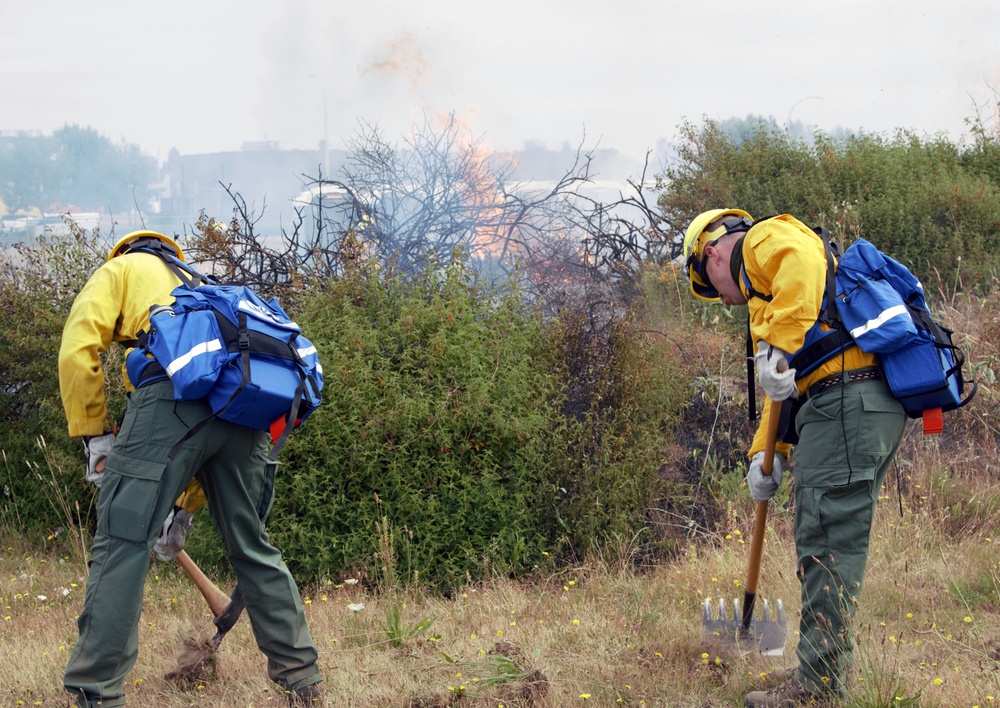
[155,142,347,234]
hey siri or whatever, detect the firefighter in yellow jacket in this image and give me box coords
[684,211,906,706]
[59,231,205,554]
[58,231,322,706]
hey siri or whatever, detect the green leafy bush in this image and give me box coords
[2,225,693,591]
[186,254,692,588]
[540,302,690,561]
[0,230,116,538]
[659,120,1000,290]
[236,256,563,589]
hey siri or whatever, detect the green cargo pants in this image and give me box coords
[790,375,906,697]
[64,381,320,707]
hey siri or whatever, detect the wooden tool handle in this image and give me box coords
[741,356,791,631]
[174,550,231,617]
[745,396,784,601]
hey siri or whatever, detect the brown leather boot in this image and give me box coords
[761,666,797,684]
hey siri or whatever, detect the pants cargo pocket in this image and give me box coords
[99,452,167,545]
[855,389,906,458]
[818,478,877,552]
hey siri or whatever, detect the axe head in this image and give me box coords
[210,584,245,647]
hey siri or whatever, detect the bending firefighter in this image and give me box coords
[683,211,906,706]
[58,231,322,706]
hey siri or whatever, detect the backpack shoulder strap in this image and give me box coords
[741,220,844,422]
[126,237,216,287]
[812,226,842,326]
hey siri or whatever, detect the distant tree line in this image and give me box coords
[0,125,155,215]
[717,113,857,144]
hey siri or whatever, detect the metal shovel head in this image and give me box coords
[702,596,788,656]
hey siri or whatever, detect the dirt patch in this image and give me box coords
[489,640,527,663]
[496,668,550,705]
[164,637,217,685]
[490,640,549,705]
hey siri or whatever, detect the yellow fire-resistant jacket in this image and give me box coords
[740,215,879,458]
[58,250,206,512]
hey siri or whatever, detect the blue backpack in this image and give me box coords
[123,240,323,458]
[826,237,975,429]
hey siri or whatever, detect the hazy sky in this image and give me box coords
[3,0,999,165]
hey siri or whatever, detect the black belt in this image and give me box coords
[806,366,883,399]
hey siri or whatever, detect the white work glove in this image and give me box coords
[755,340,798,400]
[82,433,115,488]
[154,506,194,561]
[747,451,786,502]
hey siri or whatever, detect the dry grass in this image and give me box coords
[3,450,997,708]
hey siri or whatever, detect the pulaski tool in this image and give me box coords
[702,397,788,656]
[166,551,246,683]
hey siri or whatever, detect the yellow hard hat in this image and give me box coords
[108,230,185,262]
[682,209,753,301]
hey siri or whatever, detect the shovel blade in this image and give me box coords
[702,596,788,656]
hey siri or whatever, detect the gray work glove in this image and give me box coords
[82,433,115,488]
[747,451,786,502]
[154,506,194,561]
[755,340,797,400]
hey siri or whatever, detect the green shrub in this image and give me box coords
[540,285,692,562]
[186,254,694,588]
[226,256,565,590]
[1,228,694,592]
[0,230,116,539]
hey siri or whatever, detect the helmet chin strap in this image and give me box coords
[729,234,748,289]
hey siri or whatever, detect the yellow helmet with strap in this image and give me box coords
[682,209,753,301]
[108,230,186,262]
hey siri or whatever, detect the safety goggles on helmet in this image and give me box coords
[682,209,753,301]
